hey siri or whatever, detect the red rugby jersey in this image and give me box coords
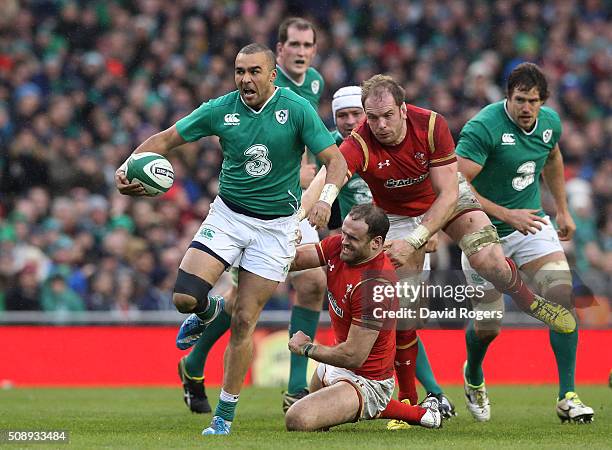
[315,235,397,380]
[340,104,456,216]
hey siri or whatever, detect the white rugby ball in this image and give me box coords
[126,152,174,196]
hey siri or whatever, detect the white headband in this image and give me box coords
[332,86,362,124]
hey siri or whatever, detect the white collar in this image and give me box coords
[240,87,280,114]
[503,99,538,135]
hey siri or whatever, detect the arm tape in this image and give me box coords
[404,224,431,250]
[319,184,339,206]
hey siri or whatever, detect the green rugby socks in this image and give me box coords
[215,389,239,422]
[550,327,578,399]
[464,321,492,387]
[287,306,320,394]
[185,309,232,378]
[415,337,443,395]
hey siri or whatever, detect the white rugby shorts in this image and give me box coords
[191,196,299,282]
[316,363,395,420]
[299,219,320,244]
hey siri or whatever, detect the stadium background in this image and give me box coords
[0,0,610,387]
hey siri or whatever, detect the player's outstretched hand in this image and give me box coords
[308,201,331,229]
[288,330,312,355]
[556,210,576,241]
[504,209,547,235]
[384,239,419,269]
[115,169,147,196]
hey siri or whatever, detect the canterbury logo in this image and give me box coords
[501,133,515,145]
[224,113,240,125]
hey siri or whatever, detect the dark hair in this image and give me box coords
[507,62,549,102]
[237,43,276,71]
[361,74,405,107]
[278,17,316,44]
[348,204,390,241]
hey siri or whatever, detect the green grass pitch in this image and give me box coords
[1,386,610,449]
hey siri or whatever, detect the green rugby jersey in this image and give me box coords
[332,130,372,220]
[176,88,334,216]
[275,65,324,109]
[456,100,562,237]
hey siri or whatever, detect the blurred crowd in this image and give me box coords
[0,0,610,316]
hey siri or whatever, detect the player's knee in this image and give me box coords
[285,405,314,431]
[173,269,213,314]
[469,248,510,284]
[172,293,195,313]
[533,261,573,308]
[230,309,255,341]
[294,278,326,309]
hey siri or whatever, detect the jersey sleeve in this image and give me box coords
[455,119,492,167]
[340,136,366,177]
[176,101,215,142]
[315,235,341,265]
[429,113,457,167]
[299,102,335,154]
[350,278,395,331]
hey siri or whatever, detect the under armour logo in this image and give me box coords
[328,260,335,272]
[346,284,353,293]
[378,160,390,169]
[394,360,412,366]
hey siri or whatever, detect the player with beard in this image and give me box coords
[285,204,442,431]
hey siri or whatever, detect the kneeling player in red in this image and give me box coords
[285,204,441,431]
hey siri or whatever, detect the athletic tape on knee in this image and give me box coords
[174,269,213,311]
[532,260,572,297]
[459,225,501,257]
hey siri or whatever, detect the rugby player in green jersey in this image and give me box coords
[115,43,347,436]
[173,18,334,414]
[456,63,593,423]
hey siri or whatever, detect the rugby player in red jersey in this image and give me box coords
[302,74,576,427]
[285,204,441,431]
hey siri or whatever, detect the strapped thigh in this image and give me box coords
[458,225,501,257]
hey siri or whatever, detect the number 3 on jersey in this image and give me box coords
[512,161,536,191]
[244,144,272,177]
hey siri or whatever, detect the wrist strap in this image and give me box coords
[404,224,431,249]
[319,184,339,206]
[303,343,315,358]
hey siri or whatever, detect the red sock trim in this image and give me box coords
[498,257,535,310]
